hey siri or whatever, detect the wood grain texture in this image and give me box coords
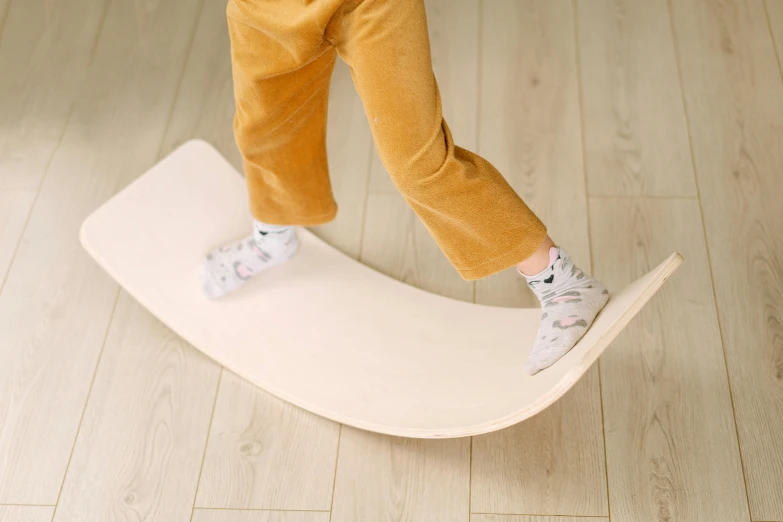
[470,515,609,522]
[669,0,783,518]
[331,428,470,522]
[474,0,589,307]
[0,505,54,522]
[53,292,220,521]
[160,0,240,170]
[0,189,35,285]
[195,371,339,510]
[361,192,473,302]
[0,0,107,190]
[471,368,607,516]
[192,511,330,522]
[767,0,783,72]
[0,0,202,504]
[591,198,748,522]
[0,0,11,37]
[368,0,478,193]
[471,1,607,517]
[576,0,696,197]
[337,150,473,515]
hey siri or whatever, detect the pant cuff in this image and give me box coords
[250,205,338,227]
[453,227,548,281]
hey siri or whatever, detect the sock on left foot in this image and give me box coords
[200,220,298,299]
[522,247,609,375]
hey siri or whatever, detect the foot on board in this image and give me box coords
[522,247,609,375]
[201,220,298,299]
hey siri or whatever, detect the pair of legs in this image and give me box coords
[203,0,609,374]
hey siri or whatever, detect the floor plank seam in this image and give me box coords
[327,424,343,522]
[572,0,612,519]
[355,140,377,262]
[763,0,783,87]
[0,0,13,43]
[86,0,112,67]
[470,512,608,519]
[588,194,698,200]
[194,507,331,513]
[664,0,754,519]
[155,0,207,162]
[0,103,74,299]
[467,435,474,519]
[0,503,56,508]
[49,289,121,521]
[188,369,223,521]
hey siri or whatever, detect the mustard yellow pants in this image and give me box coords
[227,0,547,280]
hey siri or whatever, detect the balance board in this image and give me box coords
[80,140,682,439]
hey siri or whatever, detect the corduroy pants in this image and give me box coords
[227,0,548,279]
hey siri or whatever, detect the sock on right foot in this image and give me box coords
[522,247,609,375]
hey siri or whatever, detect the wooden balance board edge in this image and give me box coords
[80,139,683,439]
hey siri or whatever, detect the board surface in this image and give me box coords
[80,140,682,438]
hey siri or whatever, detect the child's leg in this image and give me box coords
[228,0,338,224]
[332,0,546,279]
[202,0,339,298]
[331,0,608,373]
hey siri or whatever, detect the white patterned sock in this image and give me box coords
[522,247,609,375]
[201,220,298,299]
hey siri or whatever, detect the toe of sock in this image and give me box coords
[525,344,574,375]
[201,263,227,299]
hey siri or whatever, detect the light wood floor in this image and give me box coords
[1,0,782,520]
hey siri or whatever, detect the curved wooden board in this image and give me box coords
[80,140,682,438]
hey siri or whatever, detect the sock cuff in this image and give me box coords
[520,246,561,279]
[253,219,290,233]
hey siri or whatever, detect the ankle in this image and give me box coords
[516,236,557,276]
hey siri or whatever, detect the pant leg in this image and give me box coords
[227,0,338,225]
[330,0,548,280]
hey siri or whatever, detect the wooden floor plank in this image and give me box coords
[0,189,35,286]
[361,193,473,301]
[192,510,329,522]
[767,0,783,72]
[470,368,606,517]
[470,515,609,522]
[172,2,355,512]
[159,0,240,171]
[0,0,202,505]
[0,0,107,190]
[332,190,472,519]
[311,60,373,259]
[329,3,476,517]
[0,0,11,37]
[576,0,696,197]
[0,505,54,522]
[53,293,220,521]
[471,1,608,517]
[331,428,470,522]
[668,0,783,518]
[590,198,748,522]
[474,0,590,307]
[195,372,339,511]
[368,0,479,193]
